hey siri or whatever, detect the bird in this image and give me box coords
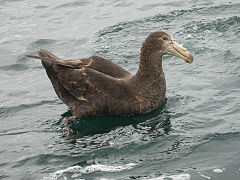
[27,31,193,123]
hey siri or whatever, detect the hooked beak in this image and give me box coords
[167,40,193,64]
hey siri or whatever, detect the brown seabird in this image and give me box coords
[27,32,193,123]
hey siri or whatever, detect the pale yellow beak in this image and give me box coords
[167,40,193,64]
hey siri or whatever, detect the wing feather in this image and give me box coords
[57,67,132,102]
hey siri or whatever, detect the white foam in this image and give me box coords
[42,163,136,180]
[147,173,190,180]
[212,168,223,173]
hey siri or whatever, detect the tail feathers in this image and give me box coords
[26,49,74,68]
[25,54,55,62]
[38,49,60,60]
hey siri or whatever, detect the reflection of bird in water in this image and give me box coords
[61,102,171,138]
[27,31,193,136]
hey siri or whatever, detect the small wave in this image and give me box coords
[182,16,240,35]
[34,5,48,9]
[29,39,57,48]
[147,173,190,180]
[0,175,10,179]
[0,100,59,118]
[0,130,32,137]
[53,1,91,10]
[0,63,29,72]
[27,38,90,59]
[43,163,136,180]
[137,1,185,12]
[202,131,240,142]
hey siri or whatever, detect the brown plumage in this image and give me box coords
[27,32,193,121]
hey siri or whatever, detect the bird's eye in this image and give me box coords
[162,37,168,41]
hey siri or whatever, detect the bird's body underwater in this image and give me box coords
[27,32,193,121]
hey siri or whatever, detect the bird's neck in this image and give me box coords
[132,45,166,112]
[135,44,164,81]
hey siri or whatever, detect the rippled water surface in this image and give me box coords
[1,0,240,179]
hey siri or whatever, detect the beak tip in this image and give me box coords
[186,53,193,64]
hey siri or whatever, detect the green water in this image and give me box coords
[1,0,240,179]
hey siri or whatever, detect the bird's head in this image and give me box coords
[143,32,193,64]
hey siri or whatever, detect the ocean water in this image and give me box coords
[1,0,240,179]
